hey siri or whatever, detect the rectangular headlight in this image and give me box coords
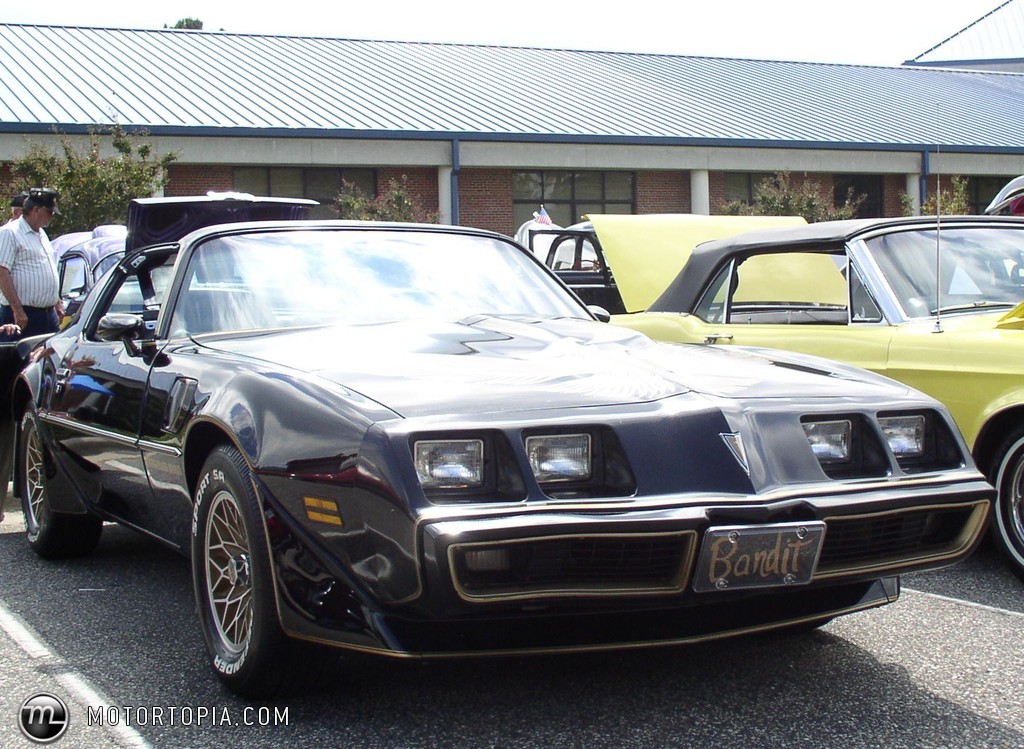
[803,420,851,463]
[526,433,591,483]
[878,415,926,458]
[414,439,484,489]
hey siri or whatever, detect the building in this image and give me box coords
[905,0,1024,72]
[2,22,1024,234]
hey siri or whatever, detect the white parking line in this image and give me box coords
[904,586,1024,618]
[0,599,152,749]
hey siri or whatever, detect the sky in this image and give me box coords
[0,0,1009,66]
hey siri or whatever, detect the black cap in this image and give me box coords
[25,187,59,215]
[9,191,28,208]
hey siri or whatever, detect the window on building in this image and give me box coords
[512,171,635,228]
[233,167,376,218]
[967,176,1008,214]
[834,174,883,218]
[724,172,773,205]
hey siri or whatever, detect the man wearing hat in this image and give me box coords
[0,187,63,340]
[7,192,27,224]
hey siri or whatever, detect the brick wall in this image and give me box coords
[883,174,907,216]
[0,164,14,204]
[636,171,690,213]
[377,167,440,217]
[458,169,513,234]
[166,164,234,196]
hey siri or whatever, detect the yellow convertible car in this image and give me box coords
[606,215,1024,581]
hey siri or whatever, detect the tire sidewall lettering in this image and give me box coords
[192,466,226,537]
[192,452,254,679]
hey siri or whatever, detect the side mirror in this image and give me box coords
[96,313,147,356]
[587,305,611,323]
[96,313,146,342]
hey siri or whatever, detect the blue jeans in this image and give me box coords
[0,305,59,342]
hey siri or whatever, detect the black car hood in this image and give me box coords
[204,316,907,418]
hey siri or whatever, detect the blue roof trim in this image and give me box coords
[6,121,1024,156]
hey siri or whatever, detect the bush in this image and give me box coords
[11,125,178,234]
[333,176,437,223]
[901,175,971,216]
[721,171,863,223]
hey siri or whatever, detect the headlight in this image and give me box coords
[414,439,484,489]
[526,433,591,482]
[802,419,851,463]
[878,415,926,458]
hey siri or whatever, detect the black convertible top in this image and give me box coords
[648,215,1024,313]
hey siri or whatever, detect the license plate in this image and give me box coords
[692,521,826,593]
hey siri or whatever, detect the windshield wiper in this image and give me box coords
[929,300,1017,314]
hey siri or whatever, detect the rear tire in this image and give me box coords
[989,428,1024,582]
[19,410,102,558]
[192,445,328,698]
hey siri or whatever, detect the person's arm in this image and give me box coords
[0,267,27,328]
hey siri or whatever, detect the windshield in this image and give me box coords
[860,227,1024,318]
[169,228,589,336]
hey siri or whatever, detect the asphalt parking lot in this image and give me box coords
[1,494,1022,749]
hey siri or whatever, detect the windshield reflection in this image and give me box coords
[169,229,588,336]
[862,227,1024,318]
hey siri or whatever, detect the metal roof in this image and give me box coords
[908,0,1024,66]
[3,23,1024,152]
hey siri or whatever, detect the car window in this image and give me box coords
[168,229,589,337]
[862,227,1024,317]
[60,256,88,298]
[694,263,732,324]
[849,263,883,323]
[85,259,177,340]
[726,252,848,325]
[93,253,122,281]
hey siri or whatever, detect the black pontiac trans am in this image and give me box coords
[9,196,992,697]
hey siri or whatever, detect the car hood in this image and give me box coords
[587,214,806,313]
[204,316,909,418]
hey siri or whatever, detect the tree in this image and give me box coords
[168,18,203,30]
[11,125,178,234]
[333,175,438,223]
[721,171,863,223]
[902,175,971,216]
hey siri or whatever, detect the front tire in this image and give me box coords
[19,410,102,558]
[192,445,324,698]
[990,429,1024,582]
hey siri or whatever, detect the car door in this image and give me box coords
[42,247,177,537]
[686,251,897,376]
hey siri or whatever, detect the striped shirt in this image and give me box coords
[0,217,59,308]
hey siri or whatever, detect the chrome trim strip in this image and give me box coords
[415,473,991,523]
[40,413,136,447]
[39,413,183,457]
[138,439,182,457]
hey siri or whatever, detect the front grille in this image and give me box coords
[450,532,695,601]
[816,501,987,576]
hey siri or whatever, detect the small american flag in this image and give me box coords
[534,205,552,224]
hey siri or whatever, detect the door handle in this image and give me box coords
[54,367,71,396]
[704,334,734,344]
